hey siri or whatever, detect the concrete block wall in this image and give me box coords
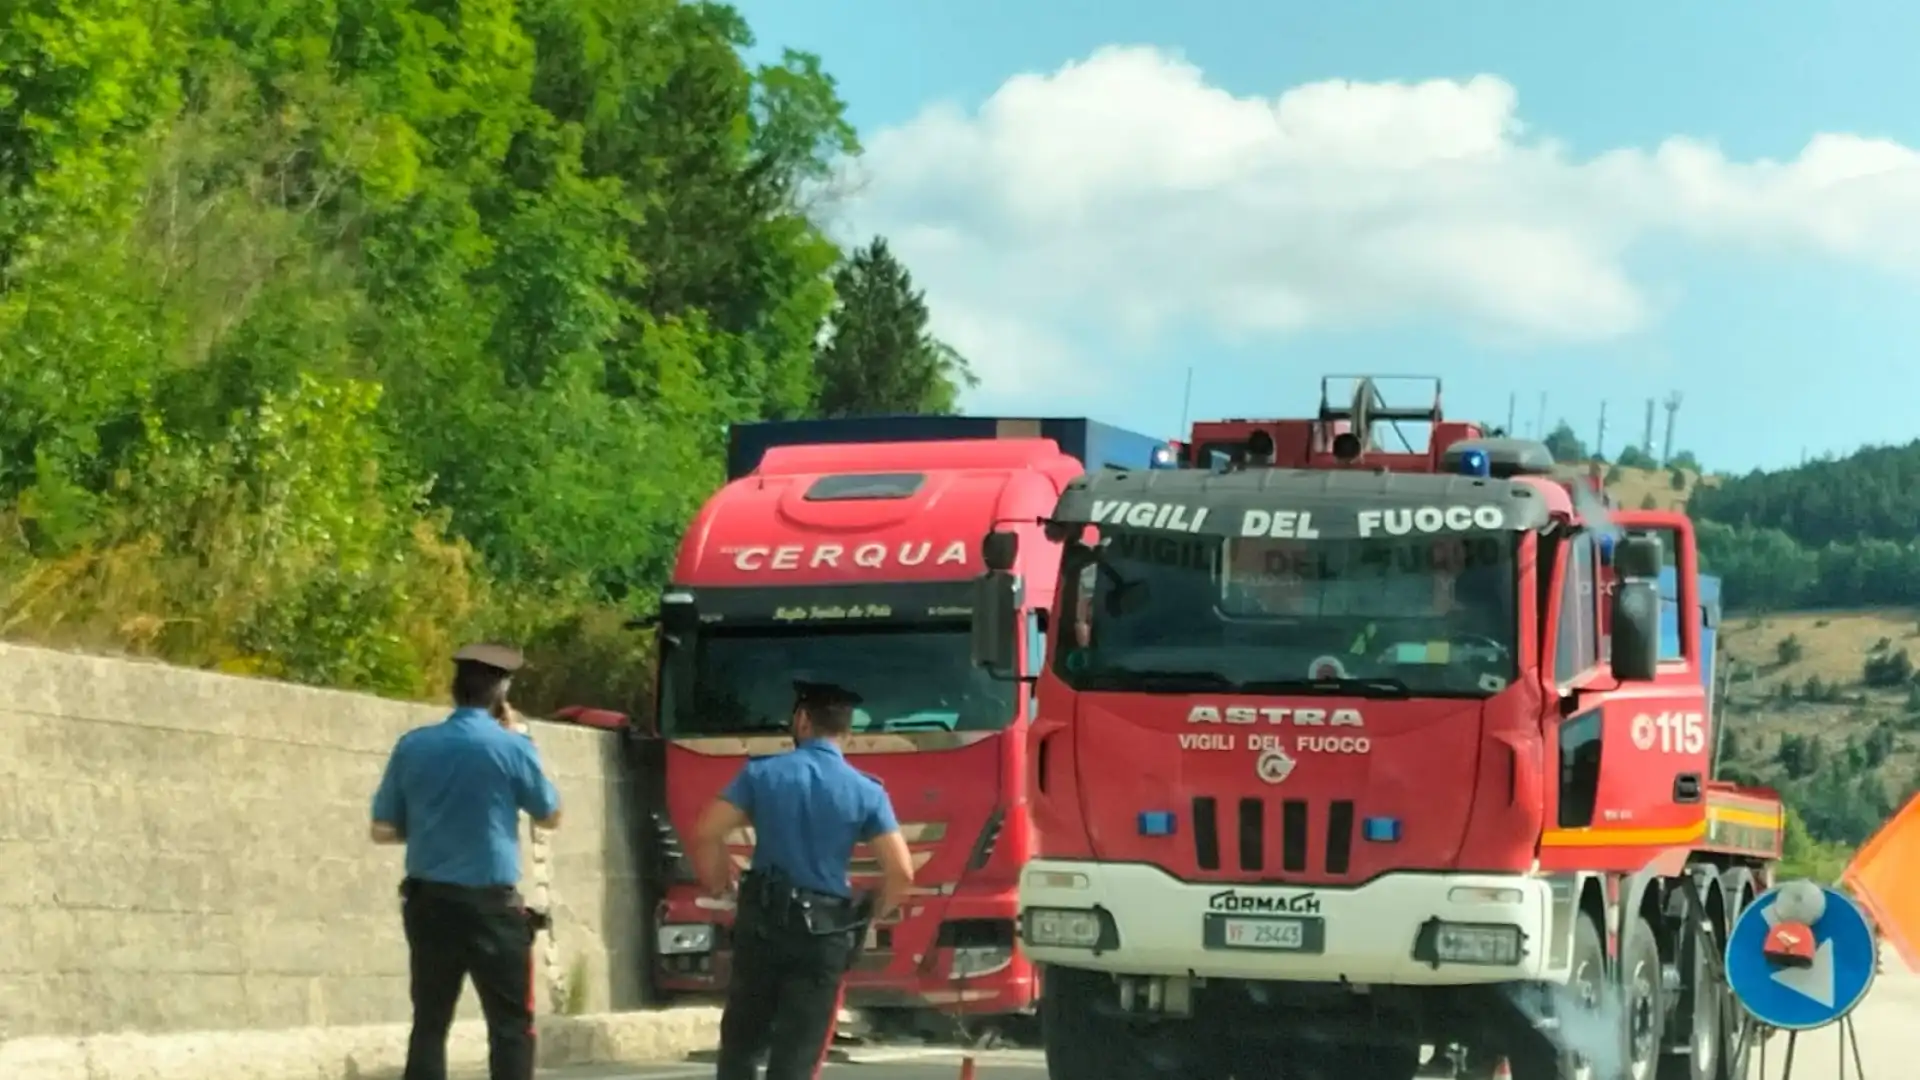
[0,642,648,1040]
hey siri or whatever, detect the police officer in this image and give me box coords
[369,644,563,1080]
[692,681,915,1080]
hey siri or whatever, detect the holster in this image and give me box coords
[739,868,865,941]
[844,890,877,969]
[525,907,553,943]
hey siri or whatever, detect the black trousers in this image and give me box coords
[716,891,856,1080]
[400,879,536,1080]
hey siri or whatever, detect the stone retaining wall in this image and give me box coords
[0,642,648,1041]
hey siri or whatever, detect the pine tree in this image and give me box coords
[813,237,978,417]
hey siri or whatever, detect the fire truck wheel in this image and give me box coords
[1621,915,1667,1080]
[1039,967,1199,1080]
[1507,913,1605,1080]
[1656,908,1723,1080]
[1307,1041,1422,1080]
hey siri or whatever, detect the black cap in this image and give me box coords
[454,643,525,675]
[792,680,862,710]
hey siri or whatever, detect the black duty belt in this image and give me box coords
[741,869,874,938]
[402,876,520,902]
[402,878,551,932]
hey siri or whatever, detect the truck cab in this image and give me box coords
[639,416,1170,1029]
[966,382,1780,1080]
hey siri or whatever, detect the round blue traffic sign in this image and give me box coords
[1724,882,1877,1030]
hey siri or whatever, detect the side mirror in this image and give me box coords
[1611,579,1660,681]
[1614,531,1663,579]
[970,570,1023,677]
[982,529,1018,572]
[659,591,698,648]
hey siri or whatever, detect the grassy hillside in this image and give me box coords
[1552,462,1718,512]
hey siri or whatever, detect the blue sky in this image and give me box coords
[735,0,1920,472]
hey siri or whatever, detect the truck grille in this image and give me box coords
[1190,796,1356,876]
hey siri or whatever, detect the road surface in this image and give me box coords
[524,966,1920,1080]
[533,1045,1045,1080]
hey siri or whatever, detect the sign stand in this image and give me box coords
[1731,1014,1868,1080]
[1725,880,1877,1080]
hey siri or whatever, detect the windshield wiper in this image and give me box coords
[1085,668,1241,692]
[1236,677,1412,699]
[884,718,958,732]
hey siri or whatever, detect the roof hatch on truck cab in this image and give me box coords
[804,472,926,501]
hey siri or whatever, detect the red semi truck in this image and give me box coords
[626,416,1173,1031]
[966,380,1784,1080]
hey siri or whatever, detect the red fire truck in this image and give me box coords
[630,416,1172,1032]
[966,379,1783,1080]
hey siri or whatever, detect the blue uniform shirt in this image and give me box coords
[370,707,562,888]
[720,739,899,898]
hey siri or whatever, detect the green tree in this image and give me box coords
[1615,445,1658,469]
[813,237,977,417]
[1777,634,1805,665]
[1542,421,1588,463]
[0,0,965,711]
[1864,648,1915,689]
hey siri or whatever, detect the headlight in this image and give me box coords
[950,945,1014,979]
[1431,923,1522,966]
[657,923,715,955]
[1024,907,1105,949]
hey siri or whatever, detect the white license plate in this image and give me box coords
[1219,916,1307,950]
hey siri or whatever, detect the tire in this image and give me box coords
[1040,967,1207,1080]
[1620,915,1667,1080]
[1510,914,1606,1080]
[1657,908,1724,1080]
[1322,1042,1423,1080]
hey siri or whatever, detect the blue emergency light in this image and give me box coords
[1149,444,1179,469]
[1598,532,1616,565]
[1362,816,1402,843]
[1457,448,1491,478]
[1138,811,1178,837]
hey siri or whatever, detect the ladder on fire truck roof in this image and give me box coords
[1316,375,1445,455]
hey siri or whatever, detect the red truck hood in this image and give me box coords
[1073,693,1485,885]
[665,732,1007,887]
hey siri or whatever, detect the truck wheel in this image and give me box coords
[1620,915,1667,1080]
[1657,909,1723,1080]
[1509,913,1605,1080]
[1040,967,1204,1080]
[1324,1042,1422,1080]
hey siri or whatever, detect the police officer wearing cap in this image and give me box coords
[370,644,563,1080]
[692,680,916,1080]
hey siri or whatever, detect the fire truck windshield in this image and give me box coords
[1054,527,1519,697]
[664,624,1019,736]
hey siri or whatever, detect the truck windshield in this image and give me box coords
[665,625,1018,736]
[1054,527,1520,697]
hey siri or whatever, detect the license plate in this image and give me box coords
[1203,913,1324,953]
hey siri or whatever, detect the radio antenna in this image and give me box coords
[1178,366,1195,434]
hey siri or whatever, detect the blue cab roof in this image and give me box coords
[725,416,1166,480]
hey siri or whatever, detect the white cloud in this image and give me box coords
[842,45,1920,391]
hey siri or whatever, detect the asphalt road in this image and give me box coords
[530,963,1920,1080]
[536,1045,1046,1080]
